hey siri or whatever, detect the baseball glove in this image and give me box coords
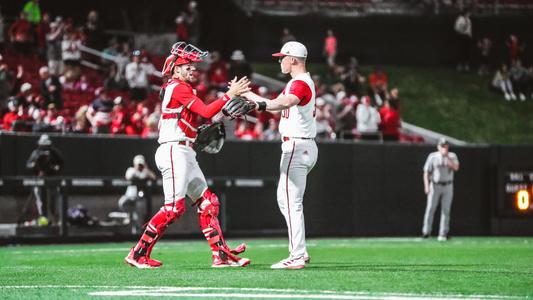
[193,122,226,154]
[222,96,256,119]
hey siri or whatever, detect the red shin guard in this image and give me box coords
[197,190,243,263]
[133,199,185,259]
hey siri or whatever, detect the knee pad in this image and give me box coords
[148,199,186,234]
[198,189,219,217]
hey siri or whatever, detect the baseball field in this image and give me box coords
[1,237,532,299]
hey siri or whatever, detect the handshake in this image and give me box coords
[221,76,258,119]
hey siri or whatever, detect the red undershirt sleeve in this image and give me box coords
[288,80,312,106]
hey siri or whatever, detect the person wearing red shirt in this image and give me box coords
[368,67,389,105]
[379,100,401,141]
[9,12,34,56]
[125,42,251,269]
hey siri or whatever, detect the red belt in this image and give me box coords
[162,113,180,119]
[282,136,314,142]
[178,140,194,147]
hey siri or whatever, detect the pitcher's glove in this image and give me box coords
[222,96,256,119]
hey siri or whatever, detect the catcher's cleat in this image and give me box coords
[230,243,247,255]
[125,248,161,269]
[270,257,305,270]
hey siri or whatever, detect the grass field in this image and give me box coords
[1,237,532,299]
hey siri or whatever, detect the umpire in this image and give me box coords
[422,138,460,241]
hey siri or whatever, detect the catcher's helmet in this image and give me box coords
[162,42,209,76]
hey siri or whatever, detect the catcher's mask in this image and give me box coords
[162,42,209,76]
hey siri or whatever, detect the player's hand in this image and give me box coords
[424,185,429,195]
[226,77,250,98]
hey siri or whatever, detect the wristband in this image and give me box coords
[257,101,267,112]
[222,94,230,101]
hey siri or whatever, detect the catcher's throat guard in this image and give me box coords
[193,122,226,154]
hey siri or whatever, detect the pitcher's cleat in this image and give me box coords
[271,257,305,270]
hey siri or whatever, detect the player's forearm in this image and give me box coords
[189,95,229,119]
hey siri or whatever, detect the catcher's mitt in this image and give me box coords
[193,122,226,154]
[222,96,256,119]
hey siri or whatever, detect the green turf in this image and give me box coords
[0,237,532,299]
[253,63,533,145]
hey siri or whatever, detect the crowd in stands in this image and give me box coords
[0,0,406,143]
[454,9,533,102]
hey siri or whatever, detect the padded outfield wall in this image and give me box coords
[1,133,532,238]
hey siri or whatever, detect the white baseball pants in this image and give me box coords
[155,142,207,204]
[277,139,318,260]
[422,183,454,237]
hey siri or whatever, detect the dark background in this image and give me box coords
[1,133,532,238]
[2,0,533,65]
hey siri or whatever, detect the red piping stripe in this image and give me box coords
[170,145,176,209]
[285,141,296,251]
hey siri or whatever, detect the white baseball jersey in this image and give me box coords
[278,72,316,139]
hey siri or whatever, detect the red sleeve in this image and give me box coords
[169,82,229,118]
[288,80,312,106]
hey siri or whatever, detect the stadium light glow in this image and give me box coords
[516,190,530,211]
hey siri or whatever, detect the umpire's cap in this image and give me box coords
[438,137,449,146]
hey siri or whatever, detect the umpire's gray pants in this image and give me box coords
[422,183,453,236]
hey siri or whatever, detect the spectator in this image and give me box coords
[335,94,356,139]
[323,29,337,67]
[39,66,62,109]
[506,34,524,64]
[356,96,381,140]
[477,36,492,76]
[35,12,50,57]
[379,100,401,141]
[43,103,64,132]
[9,12,34,56]
[61,30,82,82]
[0,55,13,107]
[388,87,401,111]
[23,0,41,25]
[316,97,336,140]
[82,10,105,51]
[101,38,120,68]
[492,64,516,101]
[454,9,472,72]
[207,51,228,90]
[125,102,148,136]
[86,88,113,133]
[262,118,281,141]
[368,66,388,106]
[46,20,64,75]
[17,82,38,108]
[125,50,156,102]
[2,98,22,131]
[185,1,200,45]
[72,105,90,133]
[175,14,189,42]
[509,60,528,101]
[280,28,295,46]
[342,57,365,96]
[228,50,252,80]
[111,96,127,134]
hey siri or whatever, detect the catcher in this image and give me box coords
[125,42,251,269]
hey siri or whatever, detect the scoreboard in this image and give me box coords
[502,171,533,215]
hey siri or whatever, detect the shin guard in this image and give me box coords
[197,190,246,264]
[133,199,185,259]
